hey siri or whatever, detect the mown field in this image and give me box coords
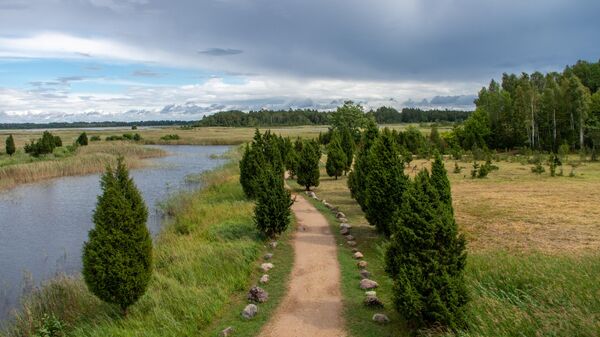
[291,155,600,337]
[4,156,295,337]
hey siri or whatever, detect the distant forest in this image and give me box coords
[455,59,600,151]
[195,107,472,127]
[0,120,196,130]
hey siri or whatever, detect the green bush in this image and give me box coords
[160,134,180,141]
[90,135,101,142]
[24,131,62,156]
[34,314,65,337]
[76,132,88,146]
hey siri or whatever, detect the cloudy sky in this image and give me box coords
[0,0,599,122]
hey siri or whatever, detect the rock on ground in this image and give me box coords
[247,286,269,303]
[220,326,234,336]
[359,269,371,279]
[269,241,278,249]
[365,291,376,296]
[261,262,274,272]
[357,260,368,268]
[360,279,379,290]
[337,217,348,223]
[364,295,384,307]
[345,235,354,241]
[353,252,364,259]
[347,241,357,247]
[336,212,346,219]
[340,223,352,230]
[260,274,270,284]
[340,228,350,235]
[264,253,273,260]
[372,313,390,324]
[242,304,258,319]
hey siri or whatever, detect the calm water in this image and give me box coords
[0,145,229,322]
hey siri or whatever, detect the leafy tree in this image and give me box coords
[329,101,367,134]
[326,132,346,179]
[364,129,409,236]
[348,119,379,212]
[385,168,468,331]
[456,108,490,149]
[82,157,152,316]
[254,166,293,238]
[296,139,320,191]
[76,132,89,146]
[5,134,15,156]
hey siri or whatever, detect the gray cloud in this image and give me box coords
[199,48,244,56]
[1,1,598,82]
[131,70,162,77]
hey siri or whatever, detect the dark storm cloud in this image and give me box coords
[2,0,598,83]
[199,48,243,56]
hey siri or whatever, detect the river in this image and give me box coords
[0,145,230,322]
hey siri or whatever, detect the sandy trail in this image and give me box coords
[259,193,346,337]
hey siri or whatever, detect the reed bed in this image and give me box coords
[0,143,165,190]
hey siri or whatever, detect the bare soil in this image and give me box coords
[259,193,346,337]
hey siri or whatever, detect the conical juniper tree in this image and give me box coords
[340,127,355,174]
[385,168,468,331]
[296,139,321,191]
[431,153,452,210]
[82,157,153,316]
[364,129,409,236]
[254,165,293,238]
[348,118,379,212]
[326,131,346,179]
[5,134,15,156]
[76,132,89,146]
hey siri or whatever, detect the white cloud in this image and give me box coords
[0,32,189,67]
[0,75,479,122]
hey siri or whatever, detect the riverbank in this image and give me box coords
[289,156,600,336]
[4,152,295,337]
[0,143,165,190]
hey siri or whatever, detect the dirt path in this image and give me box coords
[259,193,346,337]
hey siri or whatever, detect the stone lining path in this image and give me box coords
[259,193,346,337]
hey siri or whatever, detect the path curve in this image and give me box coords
[259,192,346,337]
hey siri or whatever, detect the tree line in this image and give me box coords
[196,106,472,127]
[454,59,600,153]
[0,120,194,130]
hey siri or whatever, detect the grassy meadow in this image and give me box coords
[290,155,600,337]
[4,156,295,337]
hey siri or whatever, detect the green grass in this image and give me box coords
[290,158,600,337]
[5,157,295,337]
